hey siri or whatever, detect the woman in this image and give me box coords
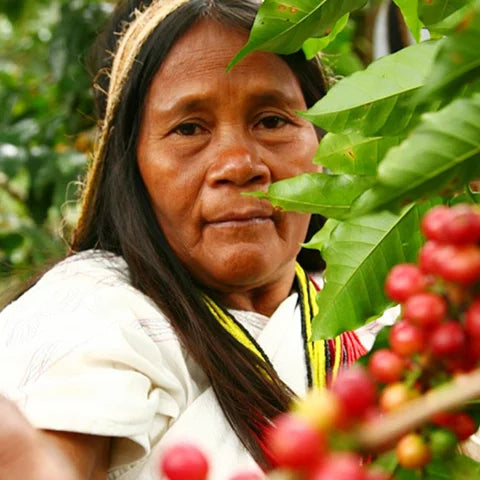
[0,0,371,478]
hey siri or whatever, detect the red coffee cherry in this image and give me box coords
[389,320,425,357]
[368,349,405,384]
[160,443,209,480]
[403,293,447,328]
[265,413,326,470]
[450,413,477,441]
[396,433,431,469]
[436,244,480,285]
[443,204,480,245]
[332,367,377,420]
[384,264,426,302]
[310,452,366,480]
[418,241,442,274]
[429,321,466,357]
[465,299,480,338]
[421,205,453,242]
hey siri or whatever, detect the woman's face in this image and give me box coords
[137,19,319,293]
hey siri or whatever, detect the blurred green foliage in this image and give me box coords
[0,0,113,301]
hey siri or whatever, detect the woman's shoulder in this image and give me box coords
[39,249,130,287]
[0,249,167,333]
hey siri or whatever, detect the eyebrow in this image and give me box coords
[149,89,303,117]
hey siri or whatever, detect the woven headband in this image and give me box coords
[72,0,192,248]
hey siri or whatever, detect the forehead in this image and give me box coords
[144,18,304,109]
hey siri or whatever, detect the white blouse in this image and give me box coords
[0,250,399,479]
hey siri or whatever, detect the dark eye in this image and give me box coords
[173,123,203,136]
[258,115,288,129]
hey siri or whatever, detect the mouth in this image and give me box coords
[206,208,275,227]
[210,217,273,228]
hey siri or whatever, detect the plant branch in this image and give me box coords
[355,369,480,451]
[0,173,25,204]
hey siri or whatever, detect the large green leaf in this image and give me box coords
[250,173,375,219]
[309,203,430,340]
[315,133,402,175]
[301,41,441,136]
[227,0,366,69]
[417,3,480,103]
[352,93,480,215]
[419,0,474,25]
[393,0,423,42]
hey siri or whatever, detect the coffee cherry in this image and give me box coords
[465,299,480,338]
[436,244,480,285]
[403,293,447,328]
[389,320,425,357]
[429,321,466,357]
[429,428,457,457]
[450,413,477,441]
[368,349,405,384]
[443,204,480,245]
[385,264,427,302]
[379,382,418,412]
[292,389,340,432]
[310,452,366,480]
[160,443,209,480]
[265,413,326,470]
[418,241,442,274]
[332,367,377,420]
[421,205,452,242]
[396,433,431,469]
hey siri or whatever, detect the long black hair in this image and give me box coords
[78,0,327,466]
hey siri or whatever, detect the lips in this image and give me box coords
[206,206,275,225]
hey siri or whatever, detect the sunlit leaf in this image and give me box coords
[416,3,480,103]
[393,0,423,42]
[315,133,402,175]
[301,41,441,136]
[352,93,480,215]
[250,173,375,219]
[311,203,431,340]
[302,14,349,60]
[228,0,367,69]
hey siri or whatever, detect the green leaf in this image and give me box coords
[315,133,402,175]
[425,452,480,479]
[302,14,349,59]
[393,0,423,42]
[427,3,474,33]
[311,203,430,340]
[303,218,339,251]
[419,0,474,26]
[352,93,480,215]
[416,3,480,103]
[250,173,375,219]
[301,41,441,136]
[227,0,367,69]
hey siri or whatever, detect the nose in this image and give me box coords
[206,133,271,188]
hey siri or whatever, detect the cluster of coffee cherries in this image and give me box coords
[158,372,390,480]
[158,203,480,480]
[373,203,480,469]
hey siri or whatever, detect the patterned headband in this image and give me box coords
[72,0,192,248]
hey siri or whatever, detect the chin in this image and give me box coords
[202,247,294,290]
